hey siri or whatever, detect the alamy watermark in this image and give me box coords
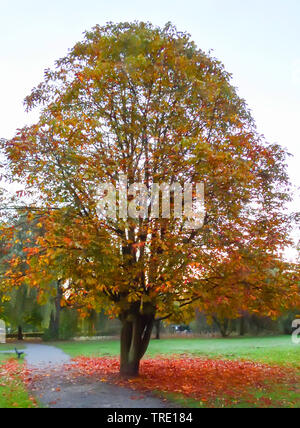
[95,174,205,230]
[292,319,300,345]
[0,319,6,344]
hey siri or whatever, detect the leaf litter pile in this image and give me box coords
[63,356,299,407]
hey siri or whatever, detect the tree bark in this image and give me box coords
[53,280,63,336]
[119,302,155,377]
[49,280,63,339]
[239,316,245,336]
[17,325,23,341]
[154,319,161,339]
[213,316,231,338]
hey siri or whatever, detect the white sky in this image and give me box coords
[1,0,299,255]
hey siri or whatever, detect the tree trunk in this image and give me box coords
[49,280,63,339]
[17,325,23,341]
[53,280,63,337]
[154,319,161,340]
[119,303,155,377]
[213,316,231,338]
[239,316,245,336]
[220,324,228,338]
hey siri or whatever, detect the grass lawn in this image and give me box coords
[54,335,300,367]
[0,353,36,408]
[0,343,25,353]
[54,335,299,408]
[159,385,300,408]
[0,344,17,352]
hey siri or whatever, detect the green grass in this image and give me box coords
[54,335,300,368]
[0,344,16,352]
[0,353,36,408]
[0,353,14,363]
[0,382,36,408]
[159,385,300,408]
[0,344,25,352]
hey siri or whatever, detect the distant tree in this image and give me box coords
[45,279,64,340]
[0,215,45,337]
[154,319,161,340]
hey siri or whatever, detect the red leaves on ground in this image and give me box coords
[2,357,298,407]
[0,359,38,407]
[0,359,32,384]
[67,356,299,407]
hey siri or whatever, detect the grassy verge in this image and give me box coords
[0,343,25,352]
[158,385,300,408]
[0,353,36,408]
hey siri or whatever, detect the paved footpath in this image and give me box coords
[21,344,172,408]
[24,343,71,368]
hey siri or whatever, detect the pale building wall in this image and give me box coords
[0,320,6,344]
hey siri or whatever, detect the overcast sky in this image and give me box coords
[1,0,299,254]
